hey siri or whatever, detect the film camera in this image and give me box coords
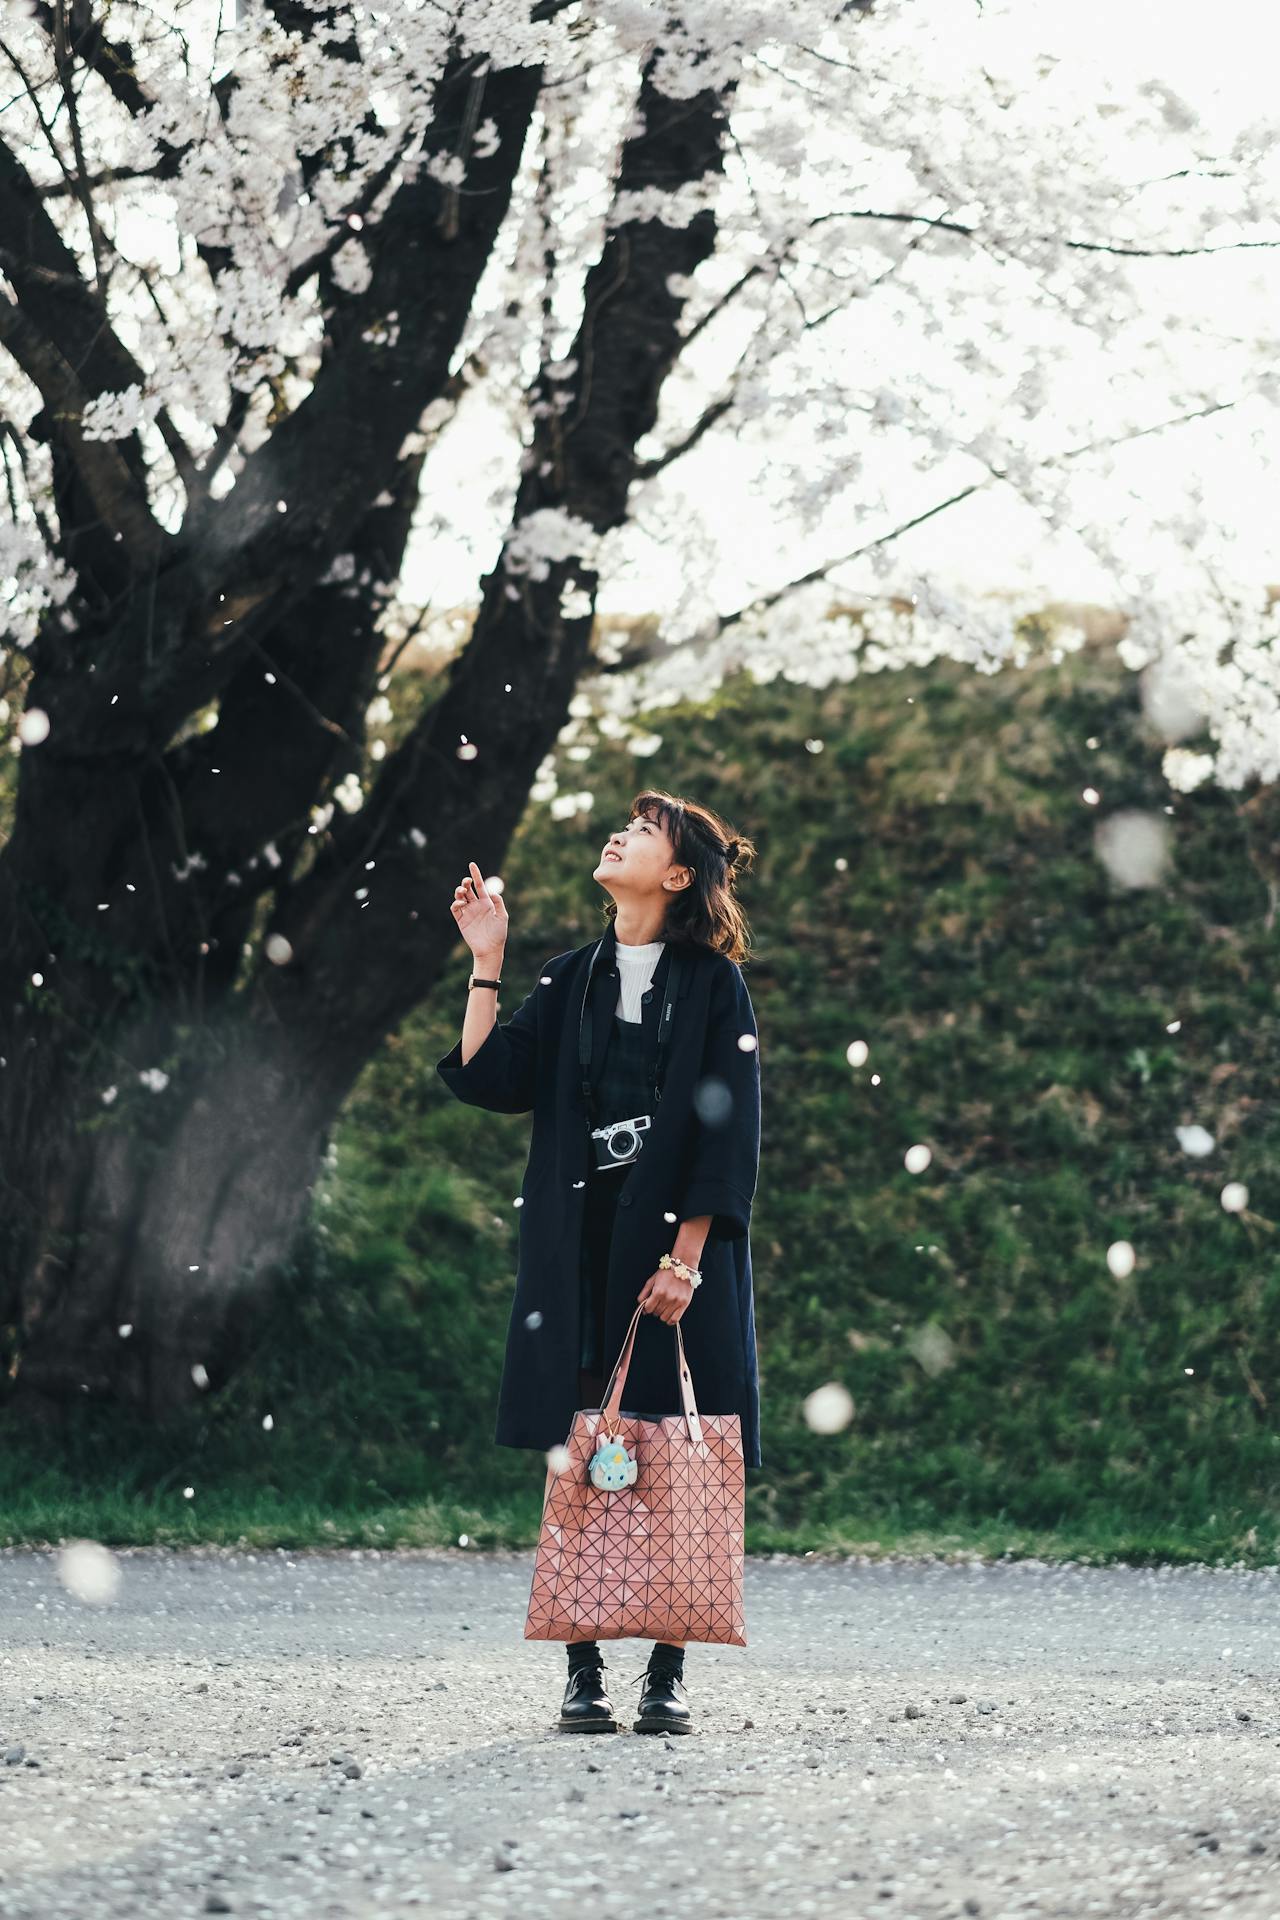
[588,1112,652,1171]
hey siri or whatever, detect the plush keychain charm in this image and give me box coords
[588,1434,638,1491]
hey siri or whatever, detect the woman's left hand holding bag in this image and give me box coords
[636,1266,695,1325]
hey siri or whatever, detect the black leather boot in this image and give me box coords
[559,1662,619,1733]
[632,1661,693,1735]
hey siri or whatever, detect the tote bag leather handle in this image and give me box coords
[599,1302,703,1450]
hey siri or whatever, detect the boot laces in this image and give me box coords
[632,1664,685,1689]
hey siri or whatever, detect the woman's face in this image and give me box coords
[593,810,690,899]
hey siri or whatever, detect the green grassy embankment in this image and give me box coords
[3,629,1278,1565]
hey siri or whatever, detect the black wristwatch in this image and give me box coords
[468,974,502,991]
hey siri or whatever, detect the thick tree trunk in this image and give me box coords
[0,50,733,1420]
[10,1010,344,1419]
[0,41,545,1403]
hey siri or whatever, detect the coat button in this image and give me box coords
[619,1194,633,1207]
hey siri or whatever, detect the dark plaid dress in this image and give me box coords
[578,1006,657,1378]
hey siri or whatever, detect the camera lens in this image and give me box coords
[609,1126,637,1160]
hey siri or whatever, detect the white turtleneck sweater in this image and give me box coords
[613,937,666,1023]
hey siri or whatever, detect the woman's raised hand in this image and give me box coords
[450,860,509,962]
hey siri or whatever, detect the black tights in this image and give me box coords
[568,1364,685,1676]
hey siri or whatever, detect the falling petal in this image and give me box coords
[906,1323,955,1377]
[1140,653,1205,742]
[1107,1241,1136,1278]
[1094,810,1171,889]
[1174,1124,1214,1157]
[56,1541,120,1605]
[803,1382,854,1433]
[693,1076,732,1125]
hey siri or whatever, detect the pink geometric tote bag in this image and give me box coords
[524,1302,747,1647]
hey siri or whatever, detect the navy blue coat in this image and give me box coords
[436,918,763,1467]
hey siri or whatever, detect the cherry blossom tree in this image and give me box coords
[1,0,1276,1415]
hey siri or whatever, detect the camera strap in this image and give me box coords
[577,936,686,1130]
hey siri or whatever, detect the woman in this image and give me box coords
[437,789,762,1736]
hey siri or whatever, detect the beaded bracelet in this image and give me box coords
[659,1252,703,1289]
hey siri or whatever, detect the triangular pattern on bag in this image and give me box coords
[524,1407,747,1647]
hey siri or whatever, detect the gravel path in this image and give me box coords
[0,1545,1276,1919]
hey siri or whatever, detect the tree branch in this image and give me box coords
[186,53,546,586]
[711,396,1243,636]
[50,3,111,292]
[283,51,737,1053]
[0,295,164,561]
[633,391,735,481]
[281,128,419,299]
[26,1,187,167]
[810,206,1280,259]
[0,137,177,547]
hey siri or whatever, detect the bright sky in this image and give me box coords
[67,2,1278,621]
[404,0,1280,620]
[407,375,1277,619]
